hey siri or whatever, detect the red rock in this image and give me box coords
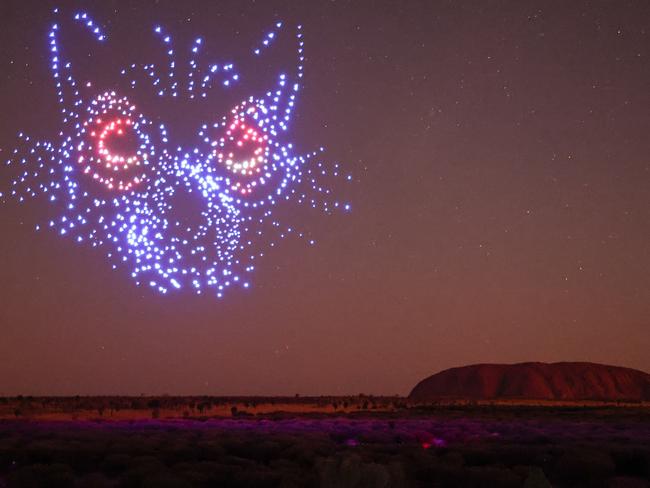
[408,362,650,402]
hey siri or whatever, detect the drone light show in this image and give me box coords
[1,9,350,297]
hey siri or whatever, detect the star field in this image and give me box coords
[0,0,648,396]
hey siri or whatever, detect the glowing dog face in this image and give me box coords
[2,9,350,296]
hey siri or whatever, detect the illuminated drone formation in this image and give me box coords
[2,9,350,296]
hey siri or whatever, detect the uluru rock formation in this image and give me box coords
[409,362,650,402]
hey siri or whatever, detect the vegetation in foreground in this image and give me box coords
[0,398,649,487]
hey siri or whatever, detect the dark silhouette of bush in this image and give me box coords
[101,453,131,475]
[466,466,522,487]
[141,472,193,488]
[611,448,650,478]
[7,463,74,488]
[75,472,115,488]
[120,455,167,488]
[147,399,161,409]
[553,448,616,482]
[463,447,500,466]
[317,453,406,488]
[522,467,552,488]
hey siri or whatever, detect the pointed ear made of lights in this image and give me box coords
[1,9,351,297]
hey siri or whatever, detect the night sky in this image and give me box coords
[0,0,649,396]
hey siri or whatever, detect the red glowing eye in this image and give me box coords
[78,110,148,192]
[96,118,140,169]
[216,121,269,176]
[212,105,270,196]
